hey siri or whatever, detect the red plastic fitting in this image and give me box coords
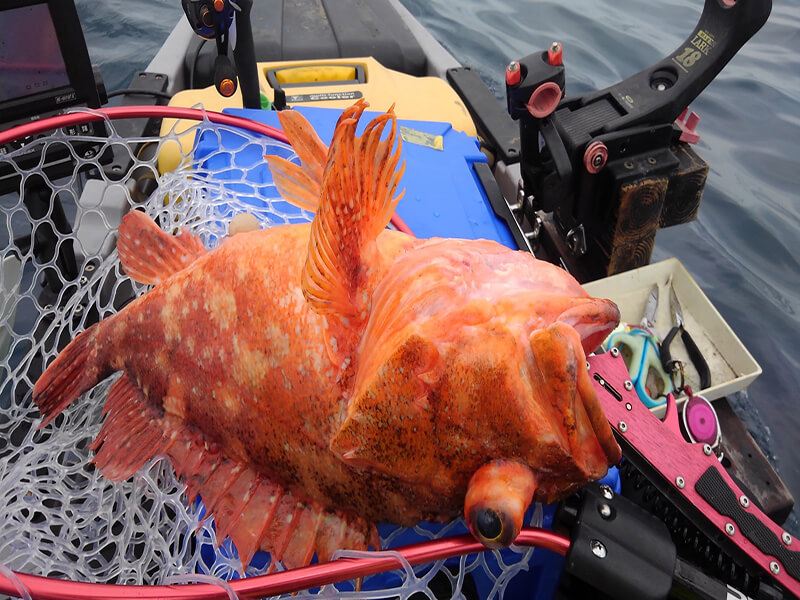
[584,140,609,174]
[506,61,521,86]
[547,42,563,67]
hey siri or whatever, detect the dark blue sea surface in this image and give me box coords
[75,0,799,532]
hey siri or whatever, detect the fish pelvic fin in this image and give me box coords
[117,210,206,285]
[264,108,329,211]
[302,100,405,328]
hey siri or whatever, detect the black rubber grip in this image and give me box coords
[681,328,711,389]
[696,467,800,581]
[660,326,680,373]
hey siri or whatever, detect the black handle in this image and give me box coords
[231,0,261,110]
[585,0,772,132]
[681,328,711,389]
[660,326,680,373]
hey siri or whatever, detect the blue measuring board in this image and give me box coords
[194,106,516,249]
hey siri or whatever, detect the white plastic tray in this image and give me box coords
[583,258,761,403]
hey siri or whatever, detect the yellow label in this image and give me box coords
[399,126,444,151]
[274,66,357,85]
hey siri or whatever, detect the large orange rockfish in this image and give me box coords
[34,101,621,569]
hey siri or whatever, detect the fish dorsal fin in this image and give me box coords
[265,109,329,211]
[302,101,405,330]
[117,210,206,285]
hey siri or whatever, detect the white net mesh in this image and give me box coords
[0,109,551,599]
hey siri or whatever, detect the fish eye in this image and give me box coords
[475,507,503,542]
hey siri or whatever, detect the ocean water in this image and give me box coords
[74,0,799,534]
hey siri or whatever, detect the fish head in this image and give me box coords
[331,238,621,524]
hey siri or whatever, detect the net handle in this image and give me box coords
[0,528,569,600]
[0,106,289,146]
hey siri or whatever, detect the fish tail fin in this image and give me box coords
[117,210,206,286]
[265,108,329,211]
[33,324,106,428]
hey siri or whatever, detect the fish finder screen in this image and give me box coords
[0,4,71,103]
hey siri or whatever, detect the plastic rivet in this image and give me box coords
[85,263,95,272]
[600,485,613,500]
[610,347,620,358]
[591,539,607,559]
[739,495,750,508]
[676,476,685,489]
[618,421,627,433]
[623,380,633,391]
[770,561,780,575]
[783,532,792,546]
[725,523,735,536]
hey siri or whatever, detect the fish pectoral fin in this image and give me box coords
[301,100,405,328]
[331,334,439,482]
[117,210,206,285]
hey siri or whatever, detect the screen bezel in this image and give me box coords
[1,0,102,125]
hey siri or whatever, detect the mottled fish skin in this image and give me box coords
[34,102,622,567]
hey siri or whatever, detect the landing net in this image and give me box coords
[0,108,550,600]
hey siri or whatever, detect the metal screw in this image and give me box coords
[676,476,685,489]
[782,532,792,546]
[79,276,88,285]
[656,82,667,92]
[550,42,562,54]
[84,148,96,158]
[43,304,53,311]
[625,402,632,411]
[74,304,84,315]
[618,421,628,433]
[725,523,735,536]
[610,347,620,358]
[770,561,780,575]
[703,444,713,456]
[623,380,633,391]
[739,495,750,508]
[507,61,520,73]
[600,485,613,500]
[599,503,612,519]
[591,539,607,559]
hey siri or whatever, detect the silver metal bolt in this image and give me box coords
[623,380,633,391]
[599,503,612,519]
[618,421,628,433]
[610,347,620,358]
[625,402,633,411]
[43,304,53,311]
[550,42,562,54]
[591,539,607,559]
[739,495,750,508]
[770,561,780,575]
[507,61,520,72]
[725,523,735,536]
[782,532,792,546]
[79,276,88,285]
[600,485,614,500]
[703,444,713,456]
[676,476,685,489]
